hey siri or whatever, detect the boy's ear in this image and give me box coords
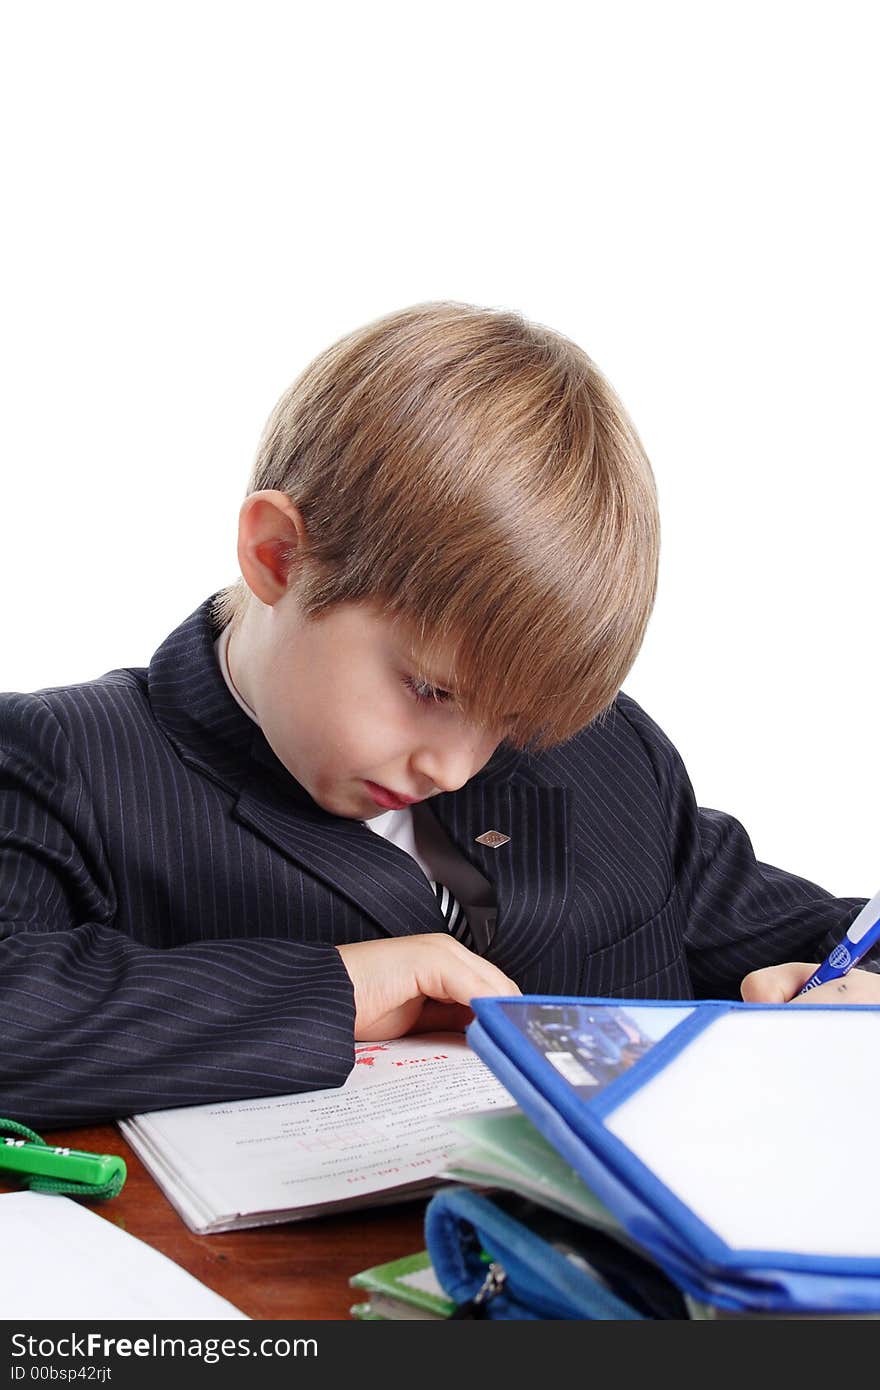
[237,490,309,606]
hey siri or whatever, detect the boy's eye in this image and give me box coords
[403,675,453,705]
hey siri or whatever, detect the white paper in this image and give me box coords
[605,1009,880,1256]
[0,1191,248,1319]
[120,1033,515,1231]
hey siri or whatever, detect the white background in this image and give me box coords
[1,2,877,898]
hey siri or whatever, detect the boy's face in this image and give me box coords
[230,590,506,821]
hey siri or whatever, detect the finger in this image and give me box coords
[408,934,520,1004]
[443,941,521,997]
[428,952,520,1007]
[790,969,880,1005]
[741,962,819,1004]
[354,997,427,1041]
[409,1001,475,1033]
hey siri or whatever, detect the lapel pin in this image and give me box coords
[475,830,510,848]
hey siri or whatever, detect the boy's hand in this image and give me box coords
[337,934,521,1041]
[741,962,880,1004]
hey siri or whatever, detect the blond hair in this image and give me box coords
[212,302,659,751]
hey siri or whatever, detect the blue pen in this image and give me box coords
[797,887,880,995]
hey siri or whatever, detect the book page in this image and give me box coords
[604,1009,880,1257]
[120,1034,515,1230]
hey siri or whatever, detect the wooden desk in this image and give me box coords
[1,1124,428,1321]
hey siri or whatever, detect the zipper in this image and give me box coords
[449,1261,508,1319]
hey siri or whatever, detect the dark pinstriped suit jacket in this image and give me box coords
[0,596,869,1127]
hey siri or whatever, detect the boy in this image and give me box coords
[1,301,878,1129]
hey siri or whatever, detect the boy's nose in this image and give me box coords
[411,732,498,795]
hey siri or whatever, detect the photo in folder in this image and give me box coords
[466,996,880,1314]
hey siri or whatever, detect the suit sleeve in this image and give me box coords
[0,693,356,1128]
[616,693,875,999]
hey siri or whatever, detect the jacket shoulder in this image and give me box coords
[531,690,670,765]
[514,691,688,815]
[0,667,151,762]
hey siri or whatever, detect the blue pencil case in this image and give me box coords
[424,1187,688,1320]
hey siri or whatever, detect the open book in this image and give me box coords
[118,1033,515,1233]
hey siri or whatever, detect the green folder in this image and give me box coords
[349,1250,455,1320]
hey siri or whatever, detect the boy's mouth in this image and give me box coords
[363,780,421,811]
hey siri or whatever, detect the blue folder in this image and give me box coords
[467,996,880,1315]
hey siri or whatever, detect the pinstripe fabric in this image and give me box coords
[0,594,872,1128]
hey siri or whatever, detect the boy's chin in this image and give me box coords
[310,781,378,821]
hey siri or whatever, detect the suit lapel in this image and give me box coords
[233,761,446,939]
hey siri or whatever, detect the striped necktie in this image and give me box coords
[429,879,475,951]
